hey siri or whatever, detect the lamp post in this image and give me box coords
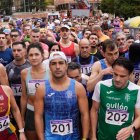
[23,0,26,12]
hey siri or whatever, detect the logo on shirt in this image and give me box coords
[66,90,73,98]
[124,93,130,102]
[48,93,55,97]
[106,91,114,94]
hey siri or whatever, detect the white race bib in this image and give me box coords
[11,84,22,96]
[0,116,10,131]
[28,80,45,95]
[105,109,129,125]
[50,119,73,136]
[134,70,140,81]
[81,65,92,75]
[67,56,71,63]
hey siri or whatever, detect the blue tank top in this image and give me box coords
[100,59,112,80]
[44,79,81,140]
[26,67,49,96]
[77,55,94,75]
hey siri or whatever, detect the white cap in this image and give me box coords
[61,25,70,30]
[54,19,60,24]
[49,51,67,63]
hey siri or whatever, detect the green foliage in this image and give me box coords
[101,0,140,18]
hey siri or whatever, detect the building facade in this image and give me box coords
[54,0,101,11]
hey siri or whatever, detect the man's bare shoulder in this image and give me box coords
[92,60,102,70]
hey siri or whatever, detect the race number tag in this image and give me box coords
[105,109,129,125]
[0,116,10,131]
[81,65,92,75]
[28,80,45,95]
[11,84,22,96]
[67,56,71,63]
[50,119,73,136]
[134,70,140,82]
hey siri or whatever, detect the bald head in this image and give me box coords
[79,38,91,58]
[79,38,90,46]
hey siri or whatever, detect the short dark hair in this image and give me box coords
[126,35,134,40]
[31,28,40,33]
[12,41,26,49]
[88,33,98,40]
[112,57,134,74]
[48,42,61,52]
[27,42,44,55]
[0,31,6,36]
[10,29,21,36]
[67,62,81,73]
[102,39,117,52]
[82,28,91,35]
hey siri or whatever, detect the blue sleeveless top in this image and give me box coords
[26,67,49,96]
[100,59,112,80]
[77,55,94,75]
[44,79,81,140]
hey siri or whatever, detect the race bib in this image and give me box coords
[11,84,22,96]
[67,56,71,63]
[134,70,140,82]
[105,109,129,125]
[0,116,10,131]
[81,65,92,75]
[50,119,73,136]
[28,80,45,95]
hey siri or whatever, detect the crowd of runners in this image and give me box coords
[0,14,140,140]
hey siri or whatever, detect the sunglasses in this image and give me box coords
[0,37,5,39]
[10,35,19,38]
[61,28,69,32]
[117,38,125,41]
[32,36,40,38]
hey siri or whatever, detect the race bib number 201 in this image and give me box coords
[50,119,73,136]
[105,110,129,125]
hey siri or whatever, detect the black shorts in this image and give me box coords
[25,109,35,131]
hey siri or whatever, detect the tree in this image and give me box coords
[0,0,12,15]
[101,0,140,19]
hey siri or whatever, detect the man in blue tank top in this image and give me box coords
[87,39,119,92]
[73,38,98,76]
[34,51,89,140]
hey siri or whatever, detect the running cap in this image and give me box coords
[61,25,70,30]
[49,51,67,63]
[3,29,11,34]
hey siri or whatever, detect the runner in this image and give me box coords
[34,51,89,140]
[59,25,79,62]
[0,85,26,140]
[0,63,9,85]
[73,38,98,76]
[87,39,119,92]
[6,41,30,108]
[90,57,140,140]
[20,42,49,140]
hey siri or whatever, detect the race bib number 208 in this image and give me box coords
[105,110,129,125]
[50,119,73,136]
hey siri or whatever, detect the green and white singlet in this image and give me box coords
[93,79,140,140]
